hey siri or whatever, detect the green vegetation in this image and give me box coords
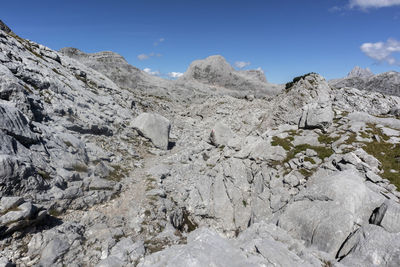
[356,123,399,188]
[318,133,340,145]
[107,164,128,182]
[336,123,400,189]
[298,168,313,177]
[285,72,317,91]
[271,135,294,151]
[304,157,316,164]
[363,141,400,188]
[364,123,390,141]
[63,141,73,148]
[71,163,88,173]
[37,170,51,180]
[271,135,334,164]
[48,208,63,217]
[344,132,357,145]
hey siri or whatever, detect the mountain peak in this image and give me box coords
[347,66,373,78]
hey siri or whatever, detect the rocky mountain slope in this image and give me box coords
[1,20,400,266]
[330,66,400,96]
[177,55,282,97]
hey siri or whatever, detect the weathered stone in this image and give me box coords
[209,122,234,147]
[132,113,171,150]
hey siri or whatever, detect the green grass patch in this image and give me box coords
[271,136,294,151]
[71,163,88,173]
[318,133,340,145]
[344,132,357,145]
[365,123,390,141]
[298,168,313,177]
[362,141,400,189]
[107,164,128,182]
[304,157,316,164]
[287,144,334,162]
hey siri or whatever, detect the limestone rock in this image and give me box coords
[132,113,171,150]
[209,122,235,147]
[338,225,400,266]
[278,170,383,256]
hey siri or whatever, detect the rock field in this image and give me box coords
[0,20,400,266]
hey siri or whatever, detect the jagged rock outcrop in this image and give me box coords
[261,73,334,130]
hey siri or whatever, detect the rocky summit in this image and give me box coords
[0,21,400,267]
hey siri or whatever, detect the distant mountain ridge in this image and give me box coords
[330,67,400,96]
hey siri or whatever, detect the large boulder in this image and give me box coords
[338,224,400,266]
[131,113,171,150]
[370,199,400,233]
[209,122,235,147]
[278,170,383,256]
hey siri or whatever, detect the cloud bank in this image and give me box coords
[143,68,160,76]
[154,38,165,46]
[137,52,162,61]
[168,72,183,78]
[234,61,251,69]
[349,0,400,9]
[361,38,400,65]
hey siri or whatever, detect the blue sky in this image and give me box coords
[1,0,400,83]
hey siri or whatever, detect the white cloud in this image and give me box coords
[256,67,264,73]
[361,38,400,65]
[154,38,165,46]
[349,0,400,9]
[234,61,251,69]
[137,52,162,61]
[168,72,184,78]
[143,68,160,76]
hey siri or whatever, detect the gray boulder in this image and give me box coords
[0,257,14,267]
[209,122,235,147]
[338,224,400,266]
[131,113,171,150]
[39,238,70,266]
[299,101,334,130]
[370,199,400,233]
[138,227,254,267]
[278,170,383,256]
